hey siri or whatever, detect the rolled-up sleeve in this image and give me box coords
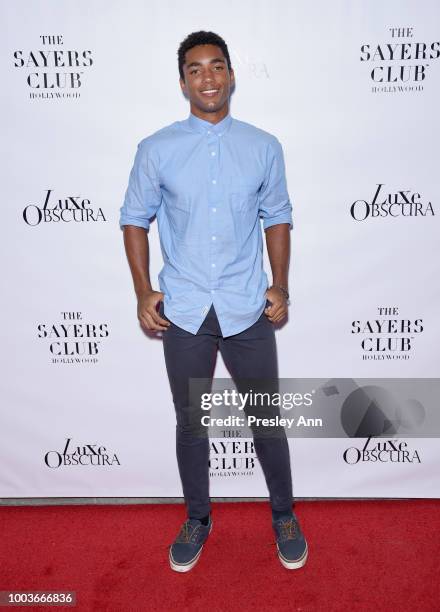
[119,138,162,231]
[258,137,293,231]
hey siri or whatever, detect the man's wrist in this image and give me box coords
[135,285,153,299]
[270,284,289,300]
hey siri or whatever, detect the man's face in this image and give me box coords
[180,44,234,114]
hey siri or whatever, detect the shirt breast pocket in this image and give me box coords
[167,197,191,240]
[229,179,260,247]
[229,180,259,213]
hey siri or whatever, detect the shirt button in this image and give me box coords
[207,131,211,135]
[212,179,217,184]
[211,289,215,294]
[211,263,216,268]
[211,151,216,156]
[212,235,216,241]
[212,207,216,212]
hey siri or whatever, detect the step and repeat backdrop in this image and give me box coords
[1,0,439,499]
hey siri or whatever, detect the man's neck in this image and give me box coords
[189,104,230,125]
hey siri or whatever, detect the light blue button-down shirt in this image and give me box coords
[119,111,293,337]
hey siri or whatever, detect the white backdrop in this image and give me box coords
[1,0,439,499]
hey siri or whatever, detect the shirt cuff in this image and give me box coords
[262,213,293,231]
[119,214,150,231]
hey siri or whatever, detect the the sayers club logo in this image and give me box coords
[209,438,256,478]
[351,307,423,360]
[37,311,110,364]
[360,26,439,93]
[13,34,93,99]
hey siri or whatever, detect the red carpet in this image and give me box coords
[1,500,439,611]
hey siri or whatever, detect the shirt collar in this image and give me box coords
[187,111,233,135]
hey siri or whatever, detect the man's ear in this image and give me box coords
[179,77,186,93]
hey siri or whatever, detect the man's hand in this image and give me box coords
[264,286,289,323]
[137,290,170,331]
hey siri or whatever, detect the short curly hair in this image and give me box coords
[177,30,232,80]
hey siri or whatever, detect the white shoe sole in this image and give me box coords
[169,522,213,573]
[277,540,308,570]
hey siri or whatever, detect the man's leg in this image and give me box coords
[219,305,308,569]
[218,302,294,514]
[160,302,219,519]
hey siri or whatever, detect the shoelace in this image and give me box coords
[279,518,297,541]
[176,520,195,544]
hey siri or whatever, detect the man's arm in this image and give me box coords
[122,225,170,331]
[266,223,290,288]
[264,223,290,323]
[123,225,152,296]
[258,136,293,323]
[120,139,169,332]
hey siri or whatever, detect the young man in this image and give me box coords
[119,30,308,572]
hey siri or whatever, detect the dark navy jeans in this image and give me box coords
[159,299,294,519]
